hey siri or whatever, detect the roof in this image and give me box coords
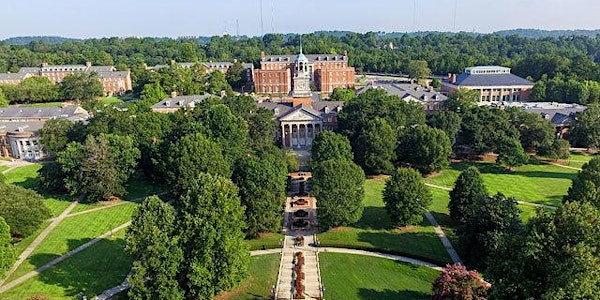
[0,122,45,134]
[148,62,253,71]
[261,54,348,63]
[357,81,447,102]
[452,72,534,87]
[0,73,28,81]
[151,94,214,109]
[500,101,587,127]
[0,106,89,121]
[98,70,130,79]
[256,100,344,120]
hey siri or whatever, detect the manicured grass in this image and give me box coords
[246,232,284,251]
[424,161,577,206]
[6,203,137,282]
[16,102,65,108]
[1,229,131,300]
[4,163,42,188]
[97,96,124,106]
[217,254,280,300]
[12,221,51,255]
[319,253,439,300]
[317,178,452,265]
[0,165,8,172]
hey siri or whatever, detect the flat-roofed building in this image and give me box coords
[442,66,534,102]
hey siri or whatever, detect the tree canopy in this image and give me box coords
[0,184,51,238]
[383,167,432,227]
[397,125,452,174]
[311,131,353,165]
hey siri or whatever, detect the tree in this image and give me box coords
[163,132,231,192]
[540,138,570,161]
[457,106,520,154]
[506,107,555,151]
[203,104,248,164]
[225,61,247,91]
[397,125,452,174]
[312,159,365,229]
[383,167,432,227]
[38,162,67,194]
[446,88,480,112]
[329,88,355,102]
[311,131,353,165]
[207,70,232,95]
[458,193,521,269]
[232,150,287,237]
[0,216,15,276]
[426,110,462,146]
[355,118,396,175]
[58,134,140,202]
[0,184,51,238]
[39,119,79,155]
[431,263,489,300]
[248,108,277,149]
[449,167,488,224]
[133,81,168,111]
[563,157,600,207]
[175,173,249,299]
[0,87,8,107]
[59,72,103,101]
[406,60,431,81]
[19,76,59,102]
[496,136,529,170]
[568,105,600,149]
[431,78,442,89]
[126,196,184,300]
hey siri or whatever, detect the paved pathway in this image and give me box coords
[0,159,34,174]
[275,196,323,300]
[0,221,131,293]
[0,200,78,287]
[547,161,582,171]
[425,211,462,264]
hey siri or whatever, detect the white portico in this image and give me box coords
[279,105,322,149]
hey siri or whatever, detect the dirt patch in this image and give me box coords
[368,174,390,180]
[328,226,351,233]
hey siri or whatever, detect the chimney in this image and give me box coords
[171,91,177,98]
[452,74,457,84]
[260,51,266,58]
[85,61,92,68]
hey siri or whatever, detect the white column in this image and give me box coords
[281,124,286,148]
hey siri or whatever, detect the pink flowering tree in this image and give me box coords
[431,263,490,300]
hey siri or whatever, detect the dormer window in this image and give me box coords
[324,106,330,113]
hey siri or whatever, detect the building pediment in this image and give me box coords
[279,107,321,122]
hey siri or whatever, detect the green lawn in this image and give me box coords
[424,161,576,206]
[0,165,8,173]
[320,253,439,300]
[0,229,131,300]
[16,102,65,108]
[97,96,124,106]
[246,233,284,251]
[6,203,137,282]
[218,254,280,300]
[318,178,452,265]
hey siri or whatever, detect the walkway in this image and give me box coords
[0,221,131,293]
[275,196,323,300]
[0,159,34,174]
[547,161,582,171]
[425,211,462,264]
[318,247,442,270]
[0,200,78,287]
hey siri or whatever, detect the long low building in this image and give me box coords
[0,62,132,96]
[0,106,90,160]
[442,66,534,102]
[357,81,448,111]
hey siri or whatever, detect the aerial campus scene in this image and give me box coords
[0,0,600,299]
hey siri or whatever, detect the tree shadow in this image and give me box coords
[11,176,41,190]
[26,237,131,298]
[358,288,430,300]
[451,161,576,180]
[354,206,392,230]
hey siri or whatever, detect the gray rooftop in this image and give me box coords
[450,72,533,87]
[0,73,28,81]
[261,54,348,63]
[0,106,89,121]
[256,100,344,119]
[0,122,45,134]
[151,94,214,109]
[357,82,447,103]
[148,62,253,71]
[500,101,586,127]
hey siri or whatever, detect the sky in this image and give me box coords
[2,0,600,39]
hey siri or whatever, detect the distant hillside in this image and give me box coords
[494,29,600,38]
[2,36,82,45]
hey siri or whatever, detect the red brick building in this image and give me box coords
[253,50,355,95]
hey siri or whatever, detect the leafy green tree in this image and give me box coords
[563,157,600,207]
[163,133,231,191]
[406,60,431,81]
[0,184,51,238]
[449,167,488,224]
[383,167,432,227]
[397,125,452,174]
[446,88,480,112]
[0,88,8,107]
[126,196,184,300]
[311,131,353,165]
[19,76,59,102]
[39,119,80,155]
[175,173,249,299]
[329,88,355,102]
[225,61,247,91]
[431,263,489,300]
[506,107,555,151]
[313,159,365,229]
[248,108,277,149]
[458,106,520,154]
[58,134,140,202]
[0,216,15,276]
[531,79,547,101]
[426,110,462,146]
[232,150,287,237]
[458,193,521,269]
[568,105,600,149]
[431,78,442,89]
[496,137,529,170]
[207,70,232,95]
[38,162,67,194]
[203,104,248,164]
[540,138,570,161]
[134,82,168,111]
[355,118,396,175]
[59,72,103,101]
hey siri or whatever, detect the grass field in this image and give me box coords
[318,178,452,265]
[217,254,280,300]
[97,96,124,106]
[319,253,439,300]
[6,203,137,282]
[15,102,65,108]
[246,232,284,251]
[424,161,577,206]
[0,165,8,173]
[0,229,131,300]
